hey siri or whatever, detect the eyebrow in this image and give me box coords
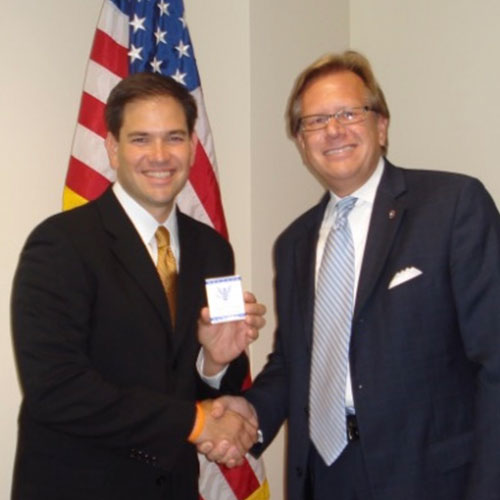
[126,129,189,138]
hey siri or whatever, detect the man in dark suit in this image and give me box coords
[210,51,500,499]
[11,73,265,500]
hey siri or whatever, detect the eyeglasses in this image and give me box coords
[299,106,374,132]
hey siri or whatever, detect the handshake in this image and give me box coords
[193,396,258,468]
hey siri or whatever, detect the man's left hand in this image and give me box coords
[198,291,266,376]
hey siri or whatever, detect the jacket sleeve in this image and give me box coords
[245,238,290,455]
[449,179,500,499]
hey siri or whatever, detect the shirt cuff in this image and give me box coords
[196,348,229,389]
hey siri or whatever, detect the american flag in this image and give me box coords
[63,0,227,237]
[63,1,269,499]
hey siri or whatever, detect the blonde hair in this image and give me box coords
[287,50,390,153]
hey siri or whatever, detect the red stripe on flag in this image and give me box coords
[190,142,228,239]
[78,92,108,139]
[219,461,261,500]
[91,29,128,78]
[65,156,111,201]
[241,371,253,391]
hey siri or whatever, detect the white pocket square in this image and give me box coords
[388,266,423,289]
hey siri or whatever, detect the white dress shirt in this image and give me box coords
[113,182,180,266]
[314,158,385,412]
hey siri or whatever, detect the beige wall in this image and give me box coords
[1,0,104,494]
[1,1,499,499]
[350,0,500,202]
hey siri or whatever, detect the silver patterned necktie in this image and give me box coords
[310,196,357,466]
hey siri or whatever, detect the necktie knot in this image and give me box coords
[333,196,357,230]
[155,226,170,249]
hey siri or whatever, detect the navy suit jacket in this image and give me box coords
[246,161,500,500]
[11,188,247,500]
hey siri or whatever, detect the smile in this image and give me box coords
[145,170,173,178]
[324,145,355,156]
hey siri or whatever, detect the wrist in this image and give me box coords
[187,402,206,443]
[202,348,227,376]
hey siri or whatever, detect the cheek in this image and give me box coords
[301,136,320,156]
[119,148,143,169]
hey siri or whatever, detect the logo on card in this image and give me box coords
[217,286,231,301]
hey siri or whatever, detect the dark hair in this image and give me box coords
[287,50,390,154]
[105,73,198,138]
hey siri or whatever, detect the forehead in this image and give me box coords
[301,71,369,111]
[121,95,188,130]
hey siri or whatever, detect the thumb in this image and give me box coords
[211,397,228,419]
[199,306,211,324]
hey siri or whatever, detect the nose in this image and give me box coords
[325,116,346,136]
[150,140,169,162]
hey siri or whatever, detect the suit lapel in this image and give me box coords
[294,194,330,351]
[172,211,204,357]
[96,189,173,333]
[353,161,407,319]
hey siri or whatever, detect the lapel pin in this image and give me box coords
[388,209,396,219]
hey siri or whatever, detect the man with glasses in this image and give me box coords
[208,51,500,500]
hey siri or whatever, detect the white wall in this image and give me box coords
[1,1,103,495]
[350,0,500,203]
[2,1,499,499]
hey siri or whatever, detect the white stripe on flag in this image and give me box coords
[72,125,114,181]
[247,454,267,484]
[176,181,213,228]
[192,87,217,167]
[97,0,129,47]
[199,457,238,500]
[84,60,122,104]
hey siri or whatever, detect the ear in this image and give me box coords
[188,132,199,166]
[104,133,120,171]
[296,131,306,153]
[376,115,389,149]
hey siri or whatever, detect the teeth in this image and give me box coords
[146,171,172,178]
[324,145,354,155]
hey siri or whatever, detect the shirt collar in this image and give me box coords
[112,182,179,253]
[327,156,385,207]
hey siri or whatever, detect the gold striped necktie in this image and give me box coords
[155,226,177,325]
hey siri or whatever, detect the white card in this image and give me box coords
[205,275,245,324]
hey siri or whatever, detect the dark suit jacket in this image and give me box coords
[11,188,247,500]
[246,161,500,500]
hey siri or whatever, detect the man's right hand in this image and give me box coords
[194,398,258,467]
